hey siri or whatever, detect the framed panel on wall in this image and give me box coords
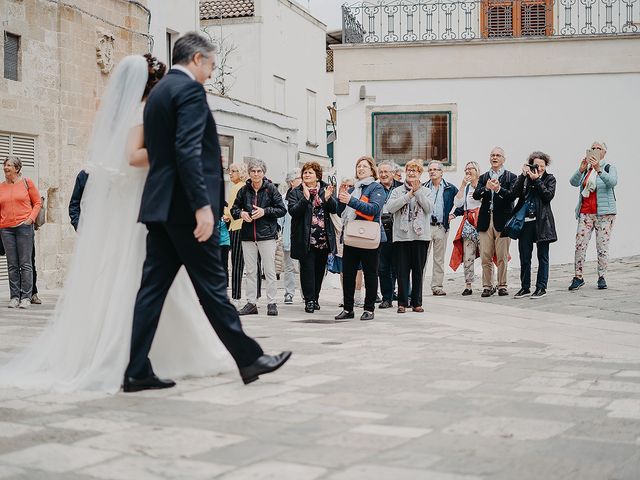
[218,135,234,172]
[372,111,452,167]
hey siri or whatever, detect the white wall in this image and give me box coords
[334,72,638,270]
[148,0,199,63]
[259,0,329,158]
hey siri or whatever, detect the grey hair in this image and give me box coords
[377,160,395,170]
[528,151,551,166]
[427,160,443,170]
[592,140,607,151]
[285,168,301,185]
[341,176,354,184]
[464,161,481,173]
[3,155,22,173]
[491,146,506,158]
[172,32,216,66]
[228,162,247,181]
[247,158,267,174]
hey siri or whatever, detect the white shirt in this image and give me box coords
[171,64,196,81]
[454,184,482,211]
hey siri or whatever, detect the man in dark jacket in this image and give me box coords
[68,169,88,231]
[473,147,517,297]
[425,160,458,296]
[231,158,286,316]
[378,161,402,308]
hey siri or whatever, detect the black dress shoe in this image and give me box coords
[334,310,354,320]
[378,300,392,309]
[461,288,472,296]
[123,375,176,393]
[305,301,314,313]
[313,301,320,311]
[360,311,374,321]
[239,351,292,385]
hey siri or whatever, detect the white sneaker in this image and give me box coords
[19,298,31,309]
[8,298,19,308]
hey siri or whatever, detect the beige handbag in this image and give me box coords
[343,219,380,250]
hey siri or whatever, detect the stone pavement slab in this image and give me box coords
[0,257,639,479]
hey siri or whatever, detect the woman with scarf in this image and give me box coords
[386,159,434,313]
[511,151,557,299]
[449,161,482,296]
[287,162,337,313]
[568,141,617,291]
[335,156,386,321]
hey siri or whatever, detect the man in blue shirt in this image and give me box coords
[425,160,458,296]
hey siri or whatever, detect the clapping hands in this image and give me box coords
[485,178,500,192]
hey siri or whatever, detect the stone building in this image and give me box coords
[0,0,198,289]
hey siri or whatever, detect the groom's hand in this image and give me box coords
[194,205,214,242]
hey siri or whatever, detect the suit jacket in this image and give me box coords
[472,169,517,232]
[138,69,224,230]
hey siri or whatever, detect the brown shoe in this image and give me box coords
[397,306,406,313]
[412,306,424,313]
[432,290,446,296]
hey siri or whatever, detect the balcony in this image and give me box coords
[342,0,640,44]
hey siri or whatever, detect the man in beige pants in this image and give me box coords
[425,161,458,295]
[472,147,517,297]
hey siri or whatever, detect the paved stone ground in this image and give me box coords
[0,256,639,480]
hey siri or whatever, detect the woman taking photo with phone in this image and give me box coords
[568,141,618,291]
[511,151,557,299]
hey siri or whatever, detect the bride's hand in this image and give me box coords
[194,205,214,242]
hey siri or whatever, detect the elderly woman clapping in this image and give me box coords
[0,156,42,308]
[385,159,434,313]
[287,162,337,313]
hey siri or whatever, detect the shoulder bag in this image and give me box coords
[24,179,46,230]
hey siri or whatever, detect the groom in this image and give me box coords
[124,32,291,392]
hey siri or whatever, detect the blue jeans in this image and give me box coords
[1,224,34,300]
[518,221,550,290]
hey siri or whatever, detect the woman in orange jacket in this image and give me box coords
[0,155,41,308]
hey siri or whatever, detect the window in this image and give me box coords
[306,89,317,147]
[273,76,286,113]
[0,132,36,284]
[481,0,553,38]
[4,33,20,81]
[372,111,452,167]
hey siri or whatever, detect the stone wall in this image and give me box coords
[0,0,150,287]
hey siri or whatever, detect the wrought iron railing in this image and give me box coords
[342,0,639,43]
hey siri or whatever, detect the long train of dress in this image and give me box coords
[0,166,235,393]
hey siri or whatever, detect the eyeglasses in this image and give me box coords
[490,154,504,158]
[406,168,419,173]
[427,168,442,172]
[249,169,263,174]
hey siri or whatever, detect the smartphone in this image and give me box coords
[587,149,600,161]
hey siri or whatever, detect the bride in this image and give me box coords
[0,55,234,393]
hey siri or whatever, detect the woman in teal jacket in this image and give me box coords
[568,141,618,291]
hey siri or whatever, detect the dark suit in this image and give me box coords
[472,169,517,289]
[125,69,263,380]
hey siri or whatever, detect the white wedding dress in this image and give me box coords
[0,56,234,393]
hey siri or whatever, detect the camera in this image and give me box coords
[430,215,439,226]
[528,164,538,173]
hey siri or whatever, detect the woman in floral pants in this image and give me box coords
[568,141,618,291]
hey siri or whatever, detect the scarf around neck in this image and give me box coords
[342,176,375,226]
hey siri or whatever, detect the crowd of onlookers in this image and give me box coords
[215,140,617,321]
[0,139,617,316]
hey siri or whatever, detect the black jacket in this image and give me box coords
[139,69,225,232]
[473,169,518,232]
[286,181,338,260]
[231,178,286,241]
[510,172,558,243]
[380,180,401,242]
[69,169,88,231]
